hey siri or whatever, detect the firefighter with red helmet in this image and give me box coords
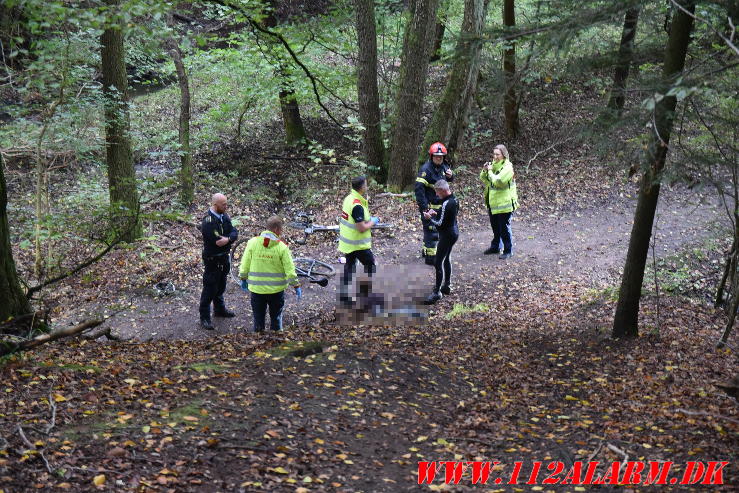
[415,142,454,265]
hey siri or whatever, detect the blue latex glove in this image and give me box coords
[370,216,380,225]
[239,279,248,292]
[295,287,303,300]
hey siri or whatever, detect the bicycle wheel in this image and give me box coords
[294,258,336,278]
[229,238,249,284]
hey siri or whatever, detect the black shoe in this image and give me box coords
[499,252,512,260]
[214,309,236,318]
[200,319,214,330]
[440,285,451,295]
[484,247,500,255]
[424,256,436,266]
[424,292,442,305]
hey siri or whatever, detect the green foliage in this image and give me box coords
[445,302,489,320]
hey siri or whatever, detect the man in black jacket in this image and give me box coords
[415,142,453,265]
[199,193,238,330]
[422,180,459,305]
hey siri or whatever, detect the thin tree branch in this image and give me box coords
[668,0,739,56]
[209,0,355,125]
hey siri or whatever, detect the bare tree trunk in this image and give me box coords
[279,87,307,146]
[101,0,141,242]
[503,0,519,139]
[606,6,640,115]
[612,0,695,338]
[0,152,32,320]
[387,0,440,192]
[168,40,194,207]
[355,0,386,181]
[421,0,489,160]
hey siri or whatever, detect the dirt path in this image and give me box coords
[62,185,726,340]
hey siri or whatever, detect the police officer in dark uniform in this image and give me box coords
[199,193,238,330]
[415,142,453,265]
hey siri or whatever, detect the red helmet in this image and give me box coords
[429,142,447,156]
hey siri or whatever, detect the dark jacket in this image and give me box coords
[415,159,454,212]
[201,210,238,257]
[429,194,459,236]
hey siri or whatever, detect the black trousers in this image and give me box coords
[487,208,513,254]
[340,249,376,302]
[434,233,458,292]
[199,255,229,321]
[250,291,285,332]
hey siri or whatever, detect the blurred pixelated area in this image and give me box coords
[335,265,429,326]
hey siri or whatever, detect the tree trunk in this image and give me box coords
[421,0,488,161]
[387,0,440,192]
[279,87,307,146]
[0,152,32,320]
[612,1,695,338]
[430,21,445,62]
[101,0,141,242]
[355,0,386,181]
[169,40,194,207]
[503,0,519,139]
[606,6,640,115]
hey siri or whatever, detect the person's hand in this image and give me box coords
[444,168,453,178]
[428,209,437,217]
[485,163,492,171]
[295,286,303,300]
[239,279,248,292]
[370,216,380,225]
[215,236,229,247]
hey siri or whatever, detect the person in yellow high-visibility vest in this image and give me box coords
[238,216,301,333]
[338,176,380,306]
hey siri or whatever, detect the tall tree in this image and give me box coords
[0,153,32,320]
[606,6,641,115]
[168,38,194,207]
[421,0,489,160]
[263,0,307,147]
[101,0,141,241]
[503,0,519,138]
[387,0,441,191]
[355,0,385,181]
[612,0,696,338]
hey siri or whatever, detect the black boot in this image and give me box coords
[424,255,436,266]
[200,319,215,330]
[424,291,442,305]
[440,285,451,295]
[484,246,500,255]
[214,308,236,318]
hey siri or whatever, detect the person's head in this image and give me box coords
[493,144,509,162]
[434,179,451,199]
[351,175,368,195]
[211,193,228,214]
[266,215,283,236]
[429,142,447,166]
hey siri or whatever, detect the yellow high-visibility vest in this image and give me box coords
[239,231,299,294]
[338,190,371,254]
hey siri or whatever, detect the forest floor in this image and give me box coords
[1,157,737,492]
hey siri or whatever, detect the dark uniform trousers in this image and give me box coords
[199,253,230,321]
[420,212,440,257]
[339,249,376,303]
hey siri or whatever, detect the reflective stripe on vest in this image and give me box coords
[338,235,372,245]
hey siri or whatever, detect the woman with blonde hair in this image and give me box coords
[479,144,518,259]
